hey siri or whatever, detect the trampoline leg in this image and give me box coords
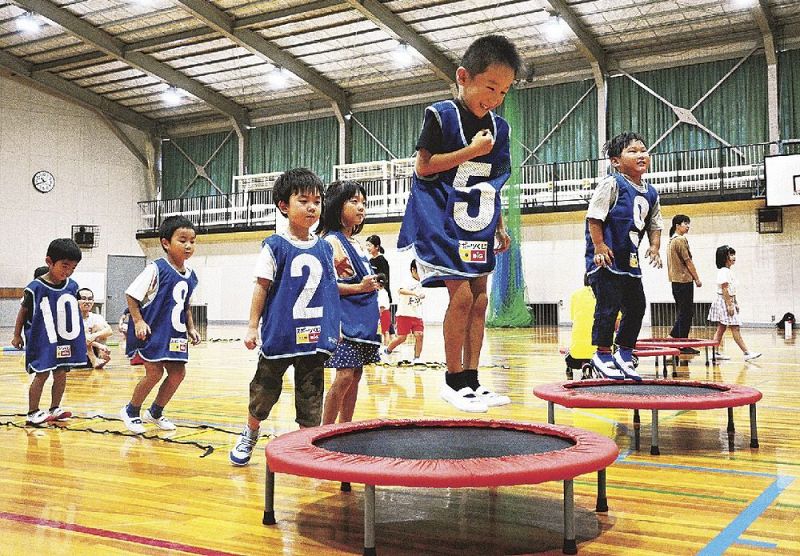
[548,401,555,425]
[563,479,577,555]
[650,410,660,455]
[727,407,735,433]
[633,409,640,451]
[595,468,608,513]
[750,404,760,449]
[263,464,276,525]
[364,484,376,556]
[707,346,712,366]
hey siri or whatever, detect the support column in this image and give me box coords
[593,62,607,176]
[234,121,249,176]
[144,135,162,201]
[766,52,780,155]
[333,101,353,166]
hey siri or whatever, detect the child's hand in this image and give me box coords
[593,243,614,267]
[188,328,201,345]
[470,129,494,157]
[645,245,662,268]
[361,274,381,293]
[244,327,259,350]
[416,292,426,299]
[134,320,151,341]
[494,227,511,253]
[11,334,23,349]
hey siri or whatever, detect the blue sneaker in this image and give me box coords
[613,348,642,381]
[591,351,624,380]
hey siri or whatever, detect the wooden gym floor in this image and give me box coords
[0,324,798,555]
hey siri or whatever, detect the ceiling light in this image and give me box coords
[542,15,569,43]
[270,66,289,88]
[730,0,757,7]
[162,86,182,106]
[394,43,415,67]
[17,12,41,34]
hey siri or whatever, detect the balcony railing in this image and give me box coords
[137,141,796,234]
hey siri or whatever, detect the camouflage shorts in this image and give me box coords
[249,352,326,427]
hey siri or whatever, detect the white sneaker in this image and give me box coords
[591,352,624,380]
[119,406,146,434]
[48,407,73,421]
[142,409,176,431]
[412,358,424,366]
[26,409,50,426]
[441,384,488,413]
[474,385,511,407]
[744,352,762,361]
[380,347,393,361]
[613,349,642,381]
[714,352,731,360]
[229,427,259,466]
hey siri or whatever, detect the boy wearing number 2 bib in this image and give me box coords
[120,216,200,434]
[229,169,341,466]
[397,35,521,413]
[12,238,86,425]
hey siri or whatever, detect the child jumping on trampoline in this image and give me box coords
[585,132,663,381]
[230,168,341,466]
[397,34,522,412]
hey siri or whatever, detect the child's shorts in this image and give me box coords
[249,352,326,427]
[380,309,392,334]
[396,315,424,335]
[328,338,380,369]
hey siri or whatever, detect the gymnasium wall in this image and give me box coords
[0,74,149,326]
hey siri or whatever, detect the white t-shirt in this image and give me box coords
[586,174,663,231]
[396,281,424,318]
[253,232,322,281]
[716,267,736,296]
[377,288,390,311]
[126,260,194,305]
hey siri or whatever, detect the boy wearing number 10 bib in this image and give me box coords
[397,35,522,413]
[120,216,200,434]
[12,238,87,425]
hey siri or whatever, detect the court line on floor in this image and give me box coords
[0,511,243,555]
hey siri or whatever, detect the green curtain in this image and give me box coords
[500,80,597,163]
[352,102,430,162]
[248,118,338,183]
[608,55,768,152]
[780,48,800,140]
[162,131,238,199]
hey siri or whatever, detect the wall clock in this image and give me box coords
[32,170,55,193]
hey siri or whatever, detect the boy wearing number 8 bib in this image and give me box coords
[12,238,86,425]
[397,35,521,412]
[230,169,341,466]
[120,216,200,434]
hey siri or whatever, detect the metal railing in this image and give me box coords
[138,140,796,233]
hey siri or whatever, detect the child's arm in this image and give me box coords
[11,305,27,349]
[645,229,662,268]
[339,275,380,296]
[398,287,424,298]
[185,305,201,345]
[244,278,271,350]
[587,218,614,266]
[415,129,495,177]
[720,282,735,316]
[494,212,511,253]
[126,294,151,341]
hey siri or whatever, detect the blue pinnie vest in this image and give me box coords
[397,100,511,287]
[259,234,341,359]
[126,258,198,362]
[23,277,87,372]
[585,173,659,278]
[327,232,380,345]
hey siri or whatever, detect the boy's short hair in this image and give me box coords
[273,168,324,218]
[159,215,196,247]
[34,266,49,279]
[604,132,647,159]
[461,35,522,78]
[318,180,368,236]
[47,238,82,263]
[410,260,418,273]
[715,245,735,269]
[78,287,94,300]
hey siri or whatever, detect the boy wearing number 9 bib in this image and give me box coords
[120,216,200,434]
[397,35,521,413]
[229,169,341,466]
[12,238,86,425]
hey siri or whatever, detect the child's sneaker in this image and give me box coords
[441,384,488,413]
[380,347,393,361]
[591,351,624,380]
[229,427,259,466]
[142,409,176,431]
[744,351,762,361]
[613,348,642,381]
[713,351,730,360]
[26,409,50,426]
[48,407,73,421]
[119,406,146,434]
[412,358,424,366]
[473,385,511,407]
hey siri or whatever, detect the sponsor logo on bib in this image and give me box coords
[459,241,488,263]
[56,345,72,358]
[169,338,188,352]
[629,252,639,268]
[296,326,321,344]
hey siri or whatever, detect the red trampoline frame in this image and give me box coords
[264,419,619,555]
[636,337,720,366]
[533,380,761,455]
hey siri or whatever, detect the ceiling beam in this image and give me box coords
[0,48,156,132]
[344,0,457,84]
[173,0,348,110]
[750,0,777,64]
[543,0,607,73]
[12,0,249,127]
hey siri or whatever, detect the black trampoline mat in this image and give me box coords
[574,384,724,396]
[314,426,575,460]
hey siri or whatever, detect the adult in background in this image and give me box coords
[667,214,702,353]
[366,235,392,305]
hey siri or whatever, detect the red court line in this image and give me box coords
[0,511,242,555]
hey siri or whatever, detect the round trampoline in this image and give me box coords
[633,346,680,379]
[264,419,619,555]
[636,337,720,366]
[533,380,762,455]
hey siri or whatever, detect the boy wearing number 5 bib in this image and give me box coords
[230,169,341,466]
[397,35,521,413]
[120,216,200,434]
[12,238,86,425]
